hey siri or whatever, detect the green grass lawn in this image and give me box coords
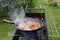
[45,6,60,40]
[0,21,16,40]
[0,0,60,40]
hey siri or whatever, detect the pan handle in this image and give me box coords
[3,19,15,24]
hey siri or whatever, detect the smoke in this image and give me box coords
[8,7,25,24]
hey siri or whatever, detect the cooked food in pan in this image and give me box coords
[16,18,42,30]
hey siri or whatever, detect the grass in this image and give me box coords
[0,21,16,40]
[0,0,60,40]
[45,6,60,40]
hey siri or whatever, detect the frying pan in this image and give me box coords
[3,18,43,31]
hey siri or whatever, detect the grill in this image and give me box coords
[12,13,49,40]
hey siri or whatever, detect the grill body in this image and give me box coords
[12,13,49,40]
